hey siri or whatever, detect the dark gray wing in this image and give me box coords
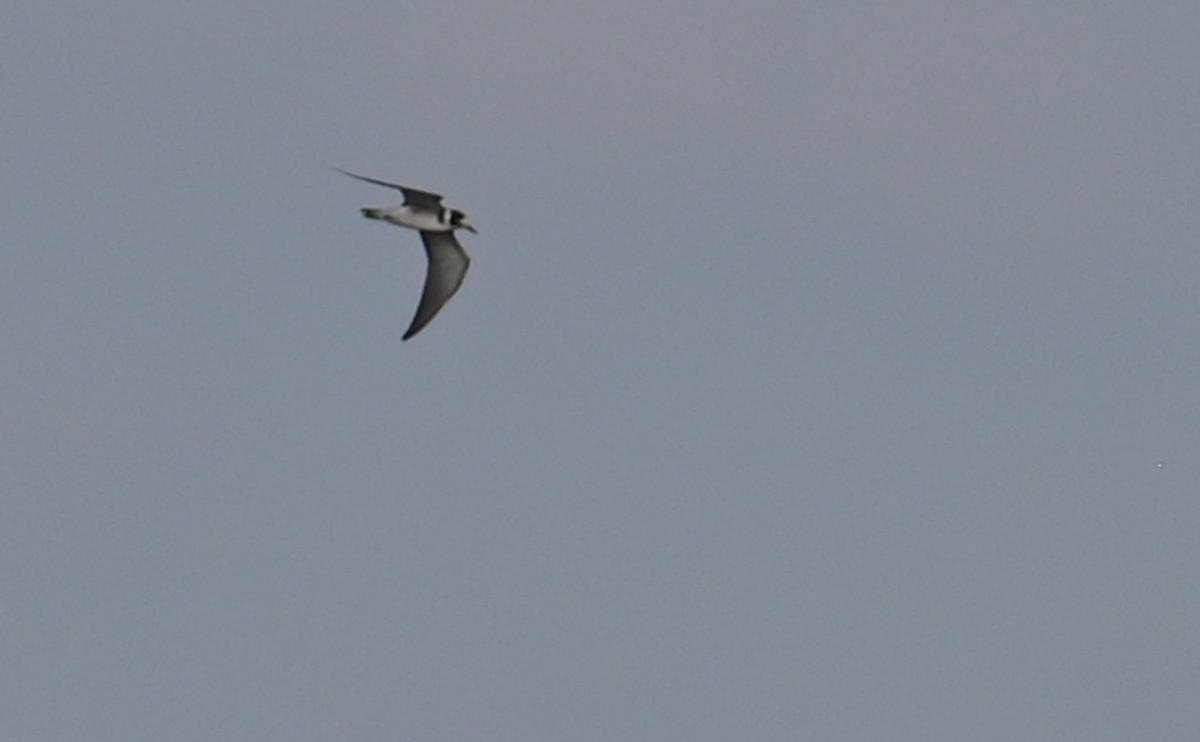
[403,231,471,340]
[334,167,444,209]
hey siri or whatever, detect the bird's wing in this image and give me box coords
[403,231,471,340]
[335,167,444,208]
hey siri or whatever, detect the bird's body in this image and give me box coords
[337,168,477,340]
[361,205,457,232]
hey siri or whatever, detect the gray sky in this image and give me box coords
[3,2,1198,739]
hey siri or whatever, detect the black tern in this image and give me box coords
[337,167,477,340]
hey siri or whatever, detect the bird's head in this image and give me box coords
[451,210,478,234]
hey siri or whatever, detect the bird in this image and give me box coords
[337,167,477,340]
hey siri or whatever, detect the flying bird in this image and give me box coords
[337,167,477,340]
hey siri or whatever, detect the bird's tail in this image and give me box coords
[361,207,384,220]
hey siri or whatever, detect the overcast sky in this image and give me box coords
[3,2,1198,740]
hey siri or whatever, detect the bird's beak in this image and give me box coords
[464,224,478,234]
